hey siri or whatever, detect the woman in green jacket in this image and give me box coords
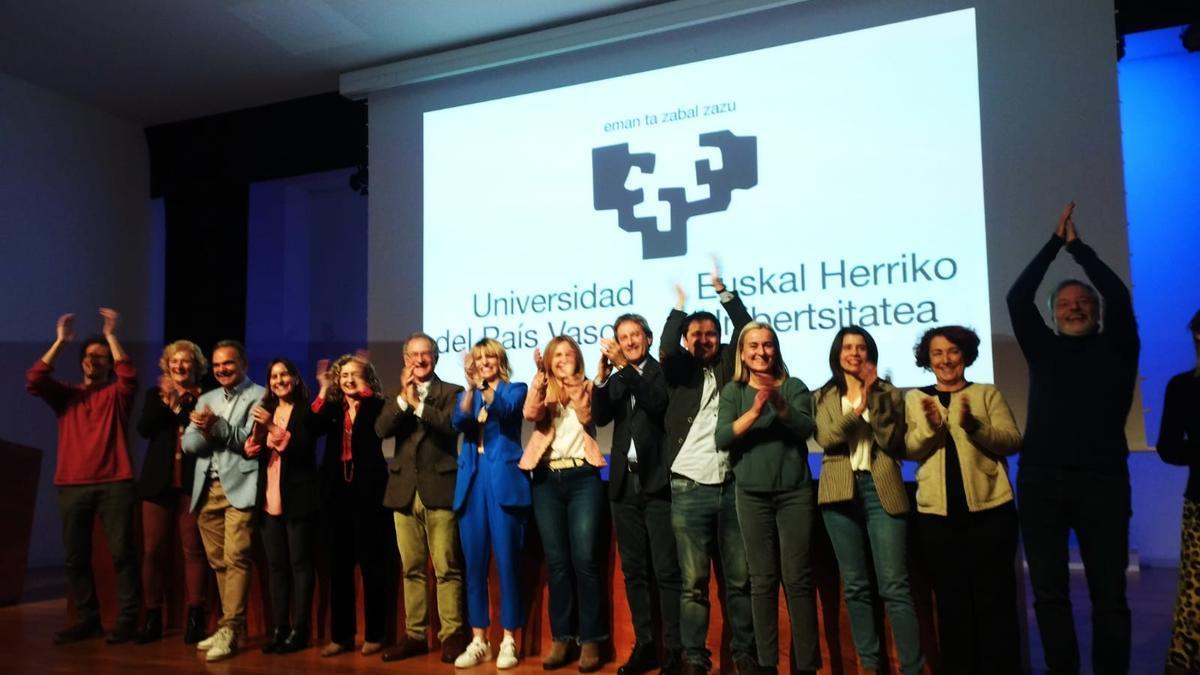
[715,321,818,675]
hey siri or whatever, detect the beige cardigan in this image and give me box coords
[814,380,909,516]
[903,383,1021,516]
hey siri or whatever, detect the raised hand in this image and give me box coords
[854,362,878,416]
[710,255,727,293]
[674,283,686,311]
[600,337,627,369]
[596,350,612,383]
[462,352,480,390]
[921,396,943,428]
[1055,201,1075,241]
[99,307,118,336]
[959,397,981,433]
[159,373,181,408]
[56,313,75,343]
[752,386,772,413]
[315,359,332,392]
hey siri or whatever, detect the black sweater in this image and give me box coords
[1157,370,1200,501]
[1005,235,1140,474]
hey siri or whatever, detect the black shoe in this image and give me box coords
[261,626,289,654]
[183,606,206,645]
[277,627,309,654]
[732,654,760,675]
[679,660,707,675]
[106,622,137,645]
[659,650,682,675]
[618,642,659,675]
[134,609,162,644]
[53,620,104,645]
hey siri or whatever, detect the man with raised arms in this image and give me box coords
[593,313,681,675]
[27,308,140,645]
[1006,202,1140,675]
[659,262,756,675]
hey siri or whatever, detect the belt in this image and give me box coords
[542,457,586,471]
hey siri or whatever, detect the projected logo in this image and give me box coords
[592,131,758,259]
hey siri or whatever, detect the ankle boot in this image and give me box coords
[262,625,289,653]
[543,640,575,670]
[278,626,309,654]
[134,608,162,644]
[183,606,206,645]
[579,642,604,673]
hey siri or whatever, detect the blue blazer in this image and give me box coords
[182,377,266,512]
[451,381,530,513]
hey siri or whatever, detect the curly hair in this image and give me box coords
[158,339,208,379]
[913,325,980,370]
[322,353,383,405]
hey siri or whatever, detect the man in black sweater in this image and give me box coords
[1006,202,1140,675]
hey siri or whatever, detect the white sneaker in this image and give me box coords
[454,637,492,668]
[496,636,518,669]
[196,632,218,651]
[205,626,237,662]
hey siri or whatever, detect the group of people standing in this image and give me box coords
[25,203,1198,675]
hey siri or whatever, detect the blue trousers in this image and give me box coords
[459,460,528,630]
[821,473,923,675]
[531,464,607,642]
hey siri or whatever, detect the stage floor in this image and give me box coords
[0,566,1178,674]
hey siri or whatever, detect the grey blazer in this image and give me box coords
[182,377,266,511]
[814,379,909,515]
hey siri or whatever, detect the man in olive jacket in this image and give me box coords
[375,332,468,663]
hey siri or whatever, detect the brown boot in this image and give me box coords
[543,640,575,670]
[579,642,604,673]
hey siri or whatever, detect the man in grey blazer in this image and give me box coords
[375,333,468,663]
[182,340,265,662]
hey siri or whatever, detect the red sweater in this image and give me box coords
[26,359,138,486]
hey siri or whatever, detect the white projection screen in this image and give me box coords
[355,0,1148,449]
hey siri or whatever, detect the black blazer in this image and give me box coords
[659,291,753,474]
[314,396,388,509]
[137,387,199,502]
[592,357,669,498]
[375,377,464,511]
[255,402,321,519]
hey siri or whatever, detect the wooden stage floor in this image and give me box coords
[0,565,1179,675]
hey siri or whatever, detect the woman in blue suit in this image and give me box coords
[451,338,530,670]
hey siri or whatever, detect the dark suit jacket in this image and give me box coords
[375,377,464,511]
[451,381,530,513]
[659,291,753,474]
[314,395,388,509]
[137,387,199,502]
[592,357,669,498]
[256,402,321,519]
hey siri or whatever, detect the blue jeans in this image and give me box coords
[670,476,755,669]
[531,464,607,642]
[821,473,923,675]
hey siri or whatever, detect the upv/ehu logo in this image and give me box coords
[592,130,758,259]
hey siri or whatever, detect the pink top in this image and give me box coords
[245,405,293,516]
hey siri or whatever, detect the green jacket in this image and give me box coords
[715,377,814,491]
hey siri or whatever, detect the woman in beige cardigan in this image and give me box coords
[815,326,923,675]
[904,325,1021,675]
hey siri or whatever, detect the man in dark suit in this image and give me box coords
[660,265,755,675]
[594,313,680,675]
[375,332,468,663]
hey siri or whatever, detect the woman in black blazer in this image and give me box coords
[246,358,320,654]
[312,353,390,657]
[135,339,208,644]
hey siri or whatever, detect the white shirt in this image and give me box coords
[396,380,432,418]
[595,359,646,464]
[549,405,588,460]
[841,395,874,471]
[670,366,728,484]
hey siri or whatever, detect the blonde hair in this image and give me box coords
[542,335,586,403]
[732,321,789,385]
[158,340,207,382]
[470,338,512,383]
